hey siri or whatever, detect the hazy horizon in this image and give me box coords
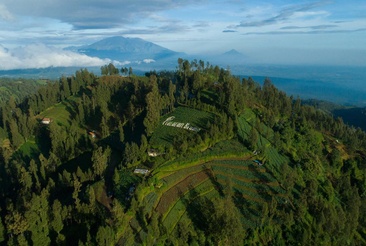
[0,1,365,69]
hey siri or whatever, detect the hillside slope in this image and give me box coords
[0,60,365,245]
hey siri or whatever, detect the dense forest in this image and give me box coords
[0,59,365,245]
[0,78,46,105]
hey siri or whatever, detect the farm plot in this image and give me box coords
[211,160,284,194]
[210,159,266,172]
[265,146,288,166]
[142,192,158,215]
[215,173,269,203]
[233,192,264,228]
[212,164,277,185]
[263,146,290,178]
[158,164,207,183]
[149,107,215,147]
[258,135,271,149]
[238,109,274,150]
[237,115,251,139]
[155,170,210,214]
[162,179,217,231]
[166,188,219,234]
[143,151,286,235]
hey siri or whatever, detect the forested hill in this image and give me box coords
[0,60,366,245]
[0,78,47,104]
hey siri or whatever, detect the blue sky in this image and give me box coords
[0,0,365,69]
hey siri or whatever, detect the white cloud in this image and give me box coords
[115,60,131,66]
[0,43,111,70]
[0,4,14,21]
[143,59,155,63]
[3,0,206,29]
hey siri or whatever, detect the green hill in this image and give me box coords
[0,61,365,245]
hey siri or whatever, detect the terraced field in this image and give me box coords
[137,153,286,235]
[124,109,291,242]
[156,170,211,214]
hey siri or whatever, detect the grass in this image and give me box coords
[18,139,39,157]
[12,139,40,163]
[38,96,80,128]
[39,102,72,127]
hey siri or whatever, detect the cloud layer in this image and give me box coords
[0,44,111,70]
[0,1,365,66]
[2,0,204,29]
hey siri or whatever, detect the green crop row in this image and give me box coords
[150,106,215,147]
[214,172,272,192]
[211,159,253,167]
[142,192,158,215]
[155,151,249,173]
[265,147,288,166]
[215,174,264,199]
[212,164,274,182]
[161,165,208,186]
[237,115,251,139]
[162,179,217,231]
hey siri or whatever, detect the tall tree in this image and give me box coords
[96,225,115,246]
[143,75,161,135]
[25,190,51,246]
[92,146,110,178]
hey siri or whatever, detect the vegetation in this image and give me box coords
[0,59,365,245]
[0,78,46,104]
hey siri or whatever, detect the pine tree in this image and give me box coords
[25,190,51,246]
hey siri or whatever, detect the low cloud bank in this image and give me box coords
[143,59,155,63]
[0,44,112,70]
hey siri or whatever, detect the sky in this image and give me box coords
[0,0,365,69]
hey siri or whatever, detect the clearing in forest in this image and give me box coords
[149,106,215,147]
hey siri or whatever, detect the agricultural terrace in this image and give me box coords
[238,108,273,148]
[135,151,286,238]
[238,107,290,164]
[149,106,215,147]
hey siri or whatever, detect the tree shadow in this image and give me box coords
[135,206,148,234]
[232,189,262,226]
[58,99,78,127]
[182,186,214,233]
[128,218,143,244]
[251,166,281,201]
[203,165,224,197]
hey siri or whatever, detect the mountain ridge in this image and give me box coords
[67,36,183,62]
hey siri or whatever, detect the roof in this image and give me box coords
[134,169,149,175]
[41,117,52,124]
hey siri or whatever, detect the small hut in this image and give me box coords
[41,118,52,124]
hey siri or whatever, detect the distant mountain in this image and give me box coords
[222,49,243,57]
[205,49,246,66]
[67,36,184,64]
[221,49,246,61]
